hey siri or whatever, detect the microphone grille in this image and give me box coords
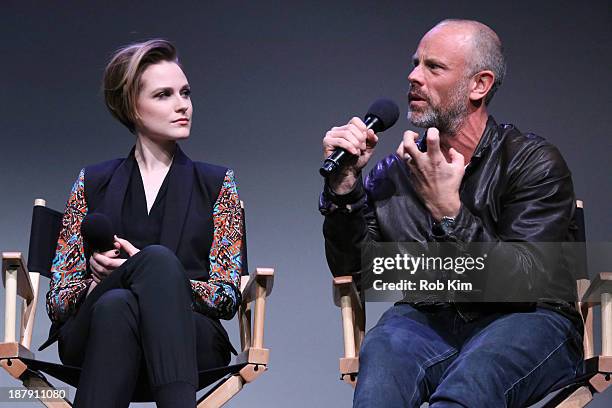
[366,98,400,132]
[81,213,115,252]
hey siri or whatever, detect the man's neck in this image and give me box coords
[439,109,488,165]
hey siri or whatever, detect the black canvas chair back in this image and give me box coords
[569,202,589,281]
[20,202,248,402]
[26,204,62,278]
[240,202,249,277]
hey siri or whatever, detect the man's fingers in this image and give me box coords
[401,130,421,161]
[346,124,367,150]
[324,118,369,158]
[366,129,378,148]
[448,147,465,168]
[324,131,362,155]
[425,128,443,159]
[396,141,404,159]
[348,116,367,132]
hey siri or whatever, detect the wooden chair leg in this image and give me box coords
[22,374,73,408]
[197,364,267,407]
[555,386,593,408]
[589,372,611,394]
[197,374,244,408]
[541,384,593,408]
[0,358,72,408]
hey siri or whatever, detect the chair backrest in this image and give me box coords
[26,201,62,279]
[572,200,589,280]
[240,200,249,277]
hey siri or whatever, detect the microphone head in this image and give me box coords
[365,98,400,132]
[81,213,115,253]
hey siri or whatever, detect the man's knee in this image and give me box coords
[360,327,422,375]
[360,331,395,368]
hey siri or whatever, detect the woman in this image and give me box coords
[40,39,243,408]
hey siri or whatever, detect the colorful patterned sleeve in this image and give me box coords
[45,169,92,323]
[191,169,243,320]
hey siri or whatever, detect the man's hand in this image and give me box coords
[396,128,465,221]
[323,117,379,194]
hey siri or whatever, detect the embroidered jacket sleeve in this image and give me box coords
[45,169,92,323]
[190,169,243,320]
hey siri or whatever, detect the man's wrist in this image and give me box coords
[430,198,462,237]
[430,197,461,222]
[432,215,457,237]
[327,170,360,195]
[319,174,366,215]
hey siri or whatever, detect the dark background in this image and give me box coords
[1,1,610,406]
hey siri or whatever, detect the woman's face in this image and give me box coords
[134,60,192,142]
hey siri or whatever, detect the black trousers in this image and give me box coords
[58,245,232,408]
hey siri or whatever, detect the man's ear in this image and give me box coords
[469,70,495,103]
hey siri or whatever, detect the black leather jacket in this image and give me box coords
[320,116,581,327]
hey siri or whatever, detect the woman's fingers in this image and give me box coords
[114,236,140,257]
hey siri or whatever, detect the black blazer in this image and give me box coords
[84,145,227,281]
[39,145,238,352]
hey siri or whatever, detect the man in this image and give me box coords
[320,19,583,407]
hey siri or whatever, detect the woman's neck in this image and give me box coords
[134,136,176,173]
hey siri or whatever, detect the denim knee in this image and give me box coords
[360,328,420,375]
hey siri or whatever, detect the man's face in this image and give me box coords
[407,24,473,134]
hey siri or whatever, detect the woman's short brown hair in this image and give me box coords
[103,39,179,133]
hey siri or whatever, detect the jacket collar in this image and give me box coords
[471,115,499,160]
[102,144,194,253]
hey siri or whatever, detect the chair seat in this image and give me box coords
[19,357,247,402]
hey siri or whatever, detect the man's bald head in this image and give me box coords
[430,19,506,105]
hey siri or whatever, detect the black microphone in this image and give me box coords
[81,213,115,252]
[320,98,400,177]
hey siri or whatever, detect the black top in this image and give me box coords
[122,159,172,251]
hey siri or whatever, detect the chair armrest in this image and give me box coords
[333,275,365,386]
[580,272,612,304]
[577,279,595,359]
[237,268,274,367]
[579,273,612,357]
[2,252,41,349]
[2,252,34,302]
[240,268,274,305]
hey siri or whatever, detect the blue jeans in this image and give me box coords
[354,304,584,408]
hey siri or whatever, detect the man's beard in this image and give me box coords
[408,79,470,135]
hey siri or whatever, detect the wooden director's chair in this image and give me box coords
[332,200,611,407]
[1,199,274,407]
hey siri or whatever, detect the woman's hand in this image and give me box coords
[88,236,140,284]
[87,237,140,295]
[114,235,140,256]
[89,242,123,283]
